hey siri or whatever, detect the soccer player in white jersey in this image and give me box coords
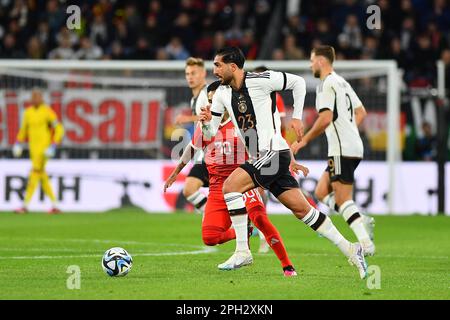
[200,46,368,279]
[175,57,210,213]
[291,46,375,256]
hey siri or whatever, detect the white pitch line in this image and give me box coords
[0,237,218,260]
[0,246,218,260]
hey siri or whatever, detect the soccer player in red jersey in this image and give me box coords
[165,81,308,277]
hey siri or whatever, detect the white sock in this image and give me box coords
[302,207,351,257]
[339,200,371,243]
[224,192,249,252]
[322,192,337,214]
[186,191,207,213]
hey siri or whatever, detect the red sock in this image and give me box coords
[202,226,235,246]
[249,206,293,268]
[218,228,236,244]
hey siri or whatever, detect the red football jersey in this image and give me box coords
[191,119,247,194]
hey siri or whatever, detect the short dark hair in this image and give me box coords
[312,45,336,64]
[207,80,221,93]
[215,46,245,69]
[254,65,268,72]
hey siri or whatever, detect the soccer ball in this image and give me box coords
[101,247,133,277]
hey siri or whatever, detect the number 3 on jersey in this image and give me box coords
[346,93,353,122]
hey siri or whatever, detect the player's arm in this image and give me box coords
[355,106,367,127]
[46,108,65,158]
[289,149,309,177]
[276,93,287,133]
[164,143,196,193]
[266,71,307,141]
[175,114,201,125]
[164,123,207,192]
[291,80,334,154]
[199,93,225,139]
[13,112,28,157]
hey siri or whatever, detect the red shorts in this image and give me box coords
[203,188,265,230]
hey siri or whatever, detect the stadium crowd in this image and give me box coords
[0,0,449,88]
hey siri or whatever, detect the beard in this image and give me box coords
[219,74,232,85]
[313,70,321,78]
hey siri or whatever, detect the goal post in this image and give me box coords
[0,59,401,214]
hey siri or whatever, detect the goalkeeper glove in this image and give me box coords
[45,144,56,158]
[12,143,23,158]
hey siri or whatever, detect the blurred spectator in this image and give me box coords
[1,33,25,58]
[271,48,285,60]
[332,0,365,31]
[361,36,379,60]
[48,34,75,59]
[425,0,450,32]
[130,36,153,60]
[165,37,190,60]
[338,14,363,59]
[74,36,103,60]
[155,47,170,60]
[172,12,195,52]
[313,19,335,49]
[283,33,305,60]
[26,35,44,59]
[400,16,416,51]
[240,29,258,60]
[89,14,108,49]
[416,122,437,161]
[41,0,65,34]
[0,0,445,92]
[381,37,410,70]
[409,33,436,87]
[105,40,125,60]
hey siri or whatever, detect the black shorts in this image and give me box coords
[187,162,209,187]
[326,156,361,184]
[240,149,299,198]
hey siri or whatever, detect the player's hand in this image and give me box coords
[289,119,304,142]
[12,143,23,158]
[290,161,309,177]
[291,140,307,155]
[174,114,186,126]
[163,173,178,193]
[45,144,56,158]
[199,105,212,123]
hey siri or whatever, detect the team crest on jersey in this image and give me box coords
[238,94,247,113]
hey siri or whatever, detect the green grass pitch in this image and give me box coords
[0,209,448,300]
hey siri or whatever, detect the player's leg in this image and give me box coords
[331,157,375,256]
[217,167,256,270]
[255,187,270,253]
[315,170,337,214]
[332,180,375,256]
[275,183,368,279]
[40,157,60,213]
[202,195,235,246]
[16,150,42,213]
[245,189,296,277]
[184,163,209,213]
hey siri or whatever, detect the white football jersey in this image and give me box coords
[204,70,306,157]
[190,85,208,116]
[190,85,208,162]
[316,71,364,158]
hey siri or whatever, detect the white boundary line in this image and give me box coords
[0,238,218,260]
